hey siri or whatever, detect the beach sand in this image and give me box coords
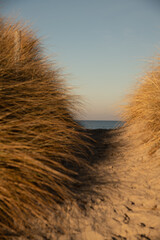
[24,128,160,240]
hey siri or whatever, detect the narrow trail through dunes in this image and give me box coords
[1,16,160,240]
[49,129,160,240]
[23,128,160,240]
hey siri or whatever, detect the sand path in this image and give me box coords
[52,129,160,240]
[18,129,160,240]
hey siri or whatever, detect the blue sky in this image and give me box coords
[1,0,160,120]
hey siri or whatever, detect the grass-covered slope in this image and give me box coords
[0,17,89,236]
[122,59,160,156]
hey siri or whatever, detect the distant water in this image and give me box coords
[79,120,124,130]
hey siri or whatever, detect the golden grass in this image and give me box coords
[0,17,90,237]
[122,57,160,155]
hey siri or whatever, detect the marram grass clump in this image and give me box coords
[122,58,160,155]
[0,17,90,237]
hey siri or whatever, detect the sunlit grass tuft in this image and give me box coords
[122,57,160,155]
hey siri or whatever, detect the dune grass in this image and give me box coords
[122,57,160,155]
[0,17,90,237]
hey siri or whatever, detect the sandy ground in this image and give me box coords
[16,129,160,240]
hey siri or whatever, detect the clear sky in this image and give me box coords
[1,0,160,120]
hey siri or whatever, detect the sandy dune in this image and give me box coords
[1,16,160,240]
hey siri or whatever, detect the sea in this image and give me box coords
[78,120,124,130]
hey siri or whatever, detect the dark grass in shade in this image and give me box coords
[79,120,124,129]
